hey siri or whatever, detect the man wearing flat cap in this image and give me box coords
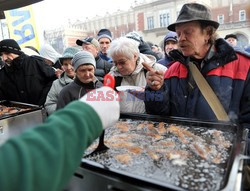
[76,37,113,83]
[145,3,250,126]
[0,39,57,106]
[56,51,103,109]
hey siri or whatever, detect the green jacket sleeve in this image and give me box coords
[0,100,103,191]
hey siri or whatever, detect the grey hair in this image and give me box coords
[199,22,217,45]
[108,37,140,60]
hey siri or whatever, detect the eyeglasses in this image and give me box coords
[114,59,128,66]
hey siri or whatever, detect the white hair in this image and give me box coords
[108,37,140,60]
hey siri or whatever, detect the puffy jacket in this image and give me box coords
[95,56,113,82]
[145,39,250,125]
[109,54,167,113]
[0,54,56,106]
[45,72,74,115]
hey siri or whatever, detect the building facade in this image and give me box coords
[43,0,250,52]
[211,0,250,48]
[43,26,87,53]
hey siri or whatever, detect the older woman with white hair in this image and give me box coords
[108,37,167,113]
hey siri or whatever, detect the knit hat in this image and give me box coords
[72,51,96,71]
[168,3,219,31]
[59,47,80,63]
[164,32,178,43]
[0,39,22,55]
[126,31,143,43]
[97,29,112,42]
[225,34,237,40]
[76,37,100,49]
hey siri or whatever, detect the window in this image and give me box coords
[166,13,170,26]
[239,10,246,21]
[217,14,224,24]
[160,14,166,27]
[159,13,170,27]
[147,16,154,30]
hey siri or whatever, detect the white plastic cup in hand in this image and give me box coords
[80,86,120,129]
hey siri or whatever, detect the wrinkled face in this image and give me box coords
[0,52,19,65]
[98,38,111,54]
[82,43,98,58]
[165,41,178,55]
[76,64,95,84]
[61,58,75,78]
[112,53,138,76]
[226,37,237,47]
[176,21,210,59]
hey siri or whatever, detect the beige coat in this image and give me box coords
[109,54,167,113]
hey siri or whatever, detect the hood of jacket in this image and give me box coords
[40,44,61,64]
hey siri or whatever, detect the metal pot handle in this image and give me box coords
[221,154,250,191]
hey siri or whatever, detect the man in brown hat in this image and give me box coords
[144,3,250,126]
[145,3,250,188]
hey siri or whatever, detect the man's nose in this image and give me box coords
[178,33,185,41]
[86,71,90,76]
[1,54,7,61]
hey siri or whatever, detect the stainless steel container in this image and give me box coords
[0,101,46,145]
[66,113,249,191]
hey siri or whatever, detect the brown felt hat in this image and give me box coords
[168,3,219,31]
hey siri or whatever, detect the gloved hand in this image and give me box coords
[169,49,189,65]
[80,86,120,129]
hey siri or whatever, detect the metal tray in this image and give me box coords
[0,100,46,145]
[0,100,43,119]
[67,113,248,191]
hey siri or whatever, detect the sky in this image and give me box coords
[32,0,136,30]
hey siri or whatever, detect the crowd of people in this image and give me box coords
[0,2,249,191]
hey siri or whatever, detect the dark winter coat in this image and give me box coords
[145,39,250,125]
[0,53,57,106]
[95,55,113,82]
[157,55,173,68]
[56,77,103,110]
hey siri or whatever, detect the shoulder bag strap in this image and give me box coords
[188,62,230,121]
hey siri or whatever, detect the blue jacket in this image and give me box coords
[157,55,173,68]
[145,39,250,125]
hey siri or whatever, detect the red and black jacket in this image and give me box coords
[145,39,250,125]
